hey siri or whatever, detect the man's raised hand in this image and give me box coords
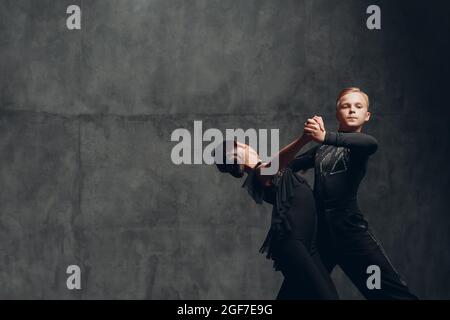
[304,115,326,143]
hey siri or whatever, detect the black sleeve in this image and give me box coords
[289,144,319,172]
[241,163,265,204]
[323,131,378,155]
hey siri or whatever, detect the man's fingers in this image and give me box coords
[305,123,319,130]
[313,115,323,122]
[307,117,323,127]
[312,116,325,131]
[318,123,324,131]
[304,117,323,133]
[306,119,318,125]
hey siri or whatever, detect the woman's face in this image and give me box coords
[224,141,260,177]
[230,142,260,165]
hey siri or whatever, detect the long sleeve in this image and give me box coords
[289,144,319,172]
[324,131,378,155]
[241,163,265,204]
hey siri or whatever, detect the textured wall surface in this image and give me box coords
[0,0,449,299]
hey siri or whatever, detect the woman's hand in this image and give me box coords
[304,115,326,143]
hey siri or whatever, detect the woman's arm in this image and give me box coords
[255,133,312,187]
[289,144,319,173]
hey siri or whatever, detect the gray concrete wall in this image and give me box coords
[0,0,449,299]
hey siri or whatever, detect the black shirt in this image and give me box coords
[289,131,378,210]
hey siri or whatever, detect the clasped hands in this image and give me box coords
[303,115,326,143]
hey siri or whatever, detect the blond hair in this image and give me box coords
[336,87,370,109]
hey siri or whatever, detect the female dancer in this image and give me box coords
[214,125,339,299]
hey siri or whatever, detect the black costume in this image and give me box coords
[242,162,338,299]
[289,131,418,300]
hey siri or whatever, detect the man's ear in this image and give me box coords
[365,111,371,122]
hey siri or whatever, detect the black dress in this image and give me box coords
[242,162,338,299]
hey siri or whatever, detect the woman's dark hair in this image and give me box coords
[213,139,245,178]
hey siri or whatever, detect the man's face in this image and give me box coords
[336,92,371,131]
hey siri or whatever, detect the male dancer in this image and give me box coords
[290,87,418,299]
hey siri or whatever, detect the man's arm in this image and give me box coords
[304,116,378,156]
[324,131,378,155]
